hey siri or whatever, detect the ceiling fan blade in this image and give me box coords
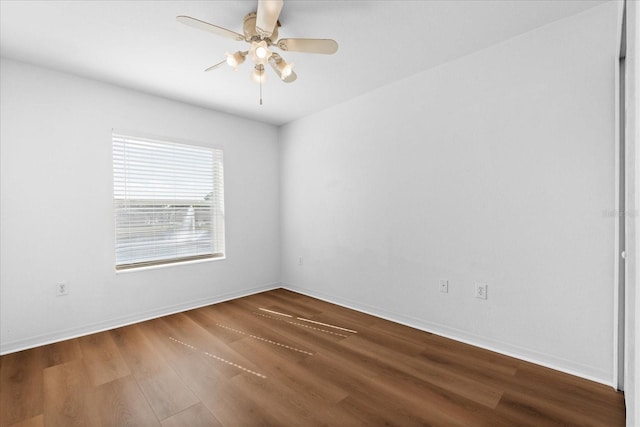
[256,0,283,38]
[277,38,338,55]
[205,60,226,72]
[177,15,245,41]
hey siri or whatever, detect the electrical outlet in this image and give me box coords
[439,279,448,293]
[298,256,303,266]
[475,283,487,300]
[56,281,69,296]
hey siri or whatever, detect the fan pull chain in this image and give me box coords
[259,68,263,105]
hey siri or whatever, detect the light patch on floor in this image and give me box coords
[254,312,349,338]
[168,336,266,379]
[258,308,292,317]
[202,352,267,379]
[168,336,197,350]
[215,323,314,355]
[296,317,358,334]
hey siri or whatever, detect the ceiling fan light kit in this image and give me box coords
[251,65,267,84]
[269,54,294,80]
[225,51,246,70]
[177,0,338,104]
[249,40,272,65]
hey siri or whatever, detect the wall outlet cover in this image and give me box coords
[475,283,487,299]
[439,279,448,293]
[56,281,69,296]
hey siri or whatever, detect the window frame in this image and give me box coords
[112,130,226,271]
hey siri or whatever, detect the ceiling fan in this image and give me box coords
[177,0,339,103]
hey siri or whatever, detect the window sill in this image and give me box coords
[115,256,226,274]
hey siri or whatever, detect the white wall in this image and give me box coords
[0,58,280,354]
[280,2,619,384]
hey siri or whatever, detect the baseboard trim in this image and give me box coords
[2,282,615,388]
[0,282,281,355]
[282,283,614,388]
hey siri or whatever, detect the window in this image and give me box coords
[112,132,225,270]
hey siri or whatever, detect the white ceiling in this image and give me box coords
[0,0,607,125]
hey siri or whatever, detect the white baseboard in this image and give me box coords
[0,282,281,355]
[3,281,614,389]
[282,283,614,388]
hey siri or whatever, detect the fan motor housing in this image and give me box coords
[243,12,279,43]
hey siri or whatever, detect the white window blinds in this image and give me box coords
[113,132,225,270]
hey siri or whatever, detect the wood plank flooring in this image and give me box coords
[0,289,625,426]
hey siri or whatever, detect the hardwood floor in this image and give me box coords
[0,289,625,426]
